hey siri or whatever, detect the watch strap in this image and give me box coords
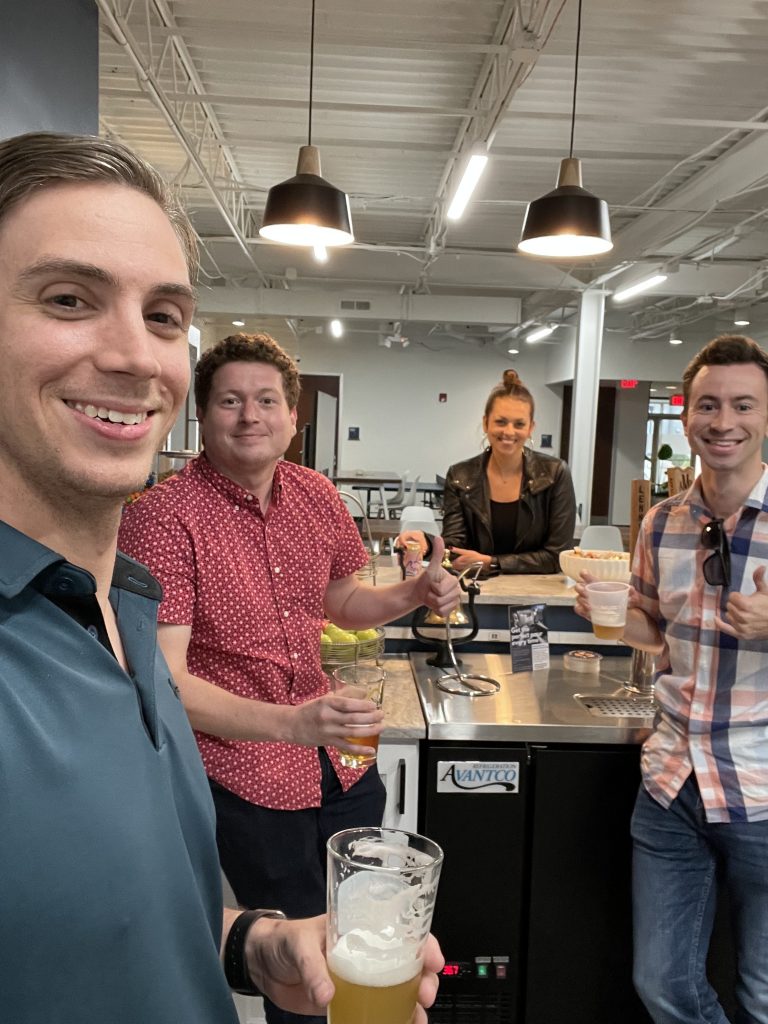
[224,908,287,995]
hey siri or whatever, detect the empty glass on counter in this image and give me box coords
[326,827,444,1024]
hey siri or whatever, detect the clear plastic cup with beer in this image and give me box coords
[326,827,444,1024]
[585,581,630,640]
[331,664,386,768]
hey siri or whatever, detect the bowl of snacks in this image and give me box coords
[559,547,631,583]
[320,621,386,667]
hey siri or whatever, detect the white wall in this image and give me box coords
[296,334,563,481]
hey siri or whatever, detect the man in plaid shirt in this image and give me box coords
[577,335,768,1024]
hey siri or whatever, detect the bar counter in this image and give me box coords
[373,563,577,605]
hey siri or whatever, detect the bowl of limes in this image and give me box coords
[320,622,385,666]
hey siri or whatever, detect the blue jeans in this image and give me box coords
[631,775,768,1024]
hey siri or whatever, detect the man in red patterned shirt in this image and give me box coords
[119,331,457,1024]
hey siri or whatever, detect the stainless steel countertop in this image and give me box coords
[411,652,655,745]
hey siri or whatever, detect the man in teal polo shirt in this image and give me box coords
[0,131,443,1023]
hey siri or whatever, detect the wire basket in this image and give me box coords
[338,489,379,585]
[320,626,386,668]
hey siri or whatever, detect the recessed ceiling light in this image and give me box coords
[665,385,676,389]
[669,336,683,345]
[508,348,519,355]
[232,319,245,327]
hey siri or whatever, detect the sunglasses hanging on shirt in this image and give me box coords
[700,518,731,588]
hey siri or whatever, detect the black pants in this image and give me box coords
[211,750,386,1024]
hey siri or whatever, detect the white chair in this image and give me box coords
[369,474,406,519]
[386,475,421,518]
[398,505,441,536]
[579,525,624,551]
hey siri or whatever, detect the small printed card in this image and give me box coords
[508,604,550,673]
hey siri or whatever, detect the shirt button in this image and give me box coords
[283,610,290,617]
[247,495,253,501]
[274,566,281,574]
[57,578,73,592]
[234,505,240,512]
[87,625,99,638]
[291,652,299,659]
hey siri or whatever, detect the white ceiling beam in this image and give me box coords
[195,287,522,325]
[100,87,482,118]
[609,131,768,263]
[150,25,510,56]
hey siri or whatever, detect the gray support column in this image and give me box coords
[1,0,98,138]
[568,288,606,528]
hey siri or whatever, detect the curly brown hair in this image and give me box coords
[682,334,768,412]
[194,333,301,412]
[483,368,535,420]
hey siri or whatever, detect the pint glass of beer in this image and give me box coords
[326,827,443,1024]
[331,664,386,768]
[585,581,630,640]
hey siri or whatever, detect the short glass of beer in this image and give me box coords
[327,827,443,1024]
[331,664,386,768]
[586,581,630,640]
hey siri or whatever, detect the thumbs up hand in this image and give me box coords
[413,535,461,618]
[715,564,768,639]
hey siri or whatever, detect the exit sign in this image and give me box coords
[670,394,684,406]
[620,379,638,389]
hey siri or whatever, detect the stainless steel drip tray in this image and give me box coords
[575,693,657,718]
[410,651,655,744]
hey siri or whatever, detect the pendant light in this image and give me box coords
[259,0,353,247]
[518,0,612,259]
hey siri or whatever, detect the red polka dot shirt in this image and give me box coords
[118,454,370,809]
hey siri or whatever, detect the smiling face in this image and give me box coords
[483,395,534,460]
[0,181,194,519]
[198,360,298,485]
[683,361,768,486]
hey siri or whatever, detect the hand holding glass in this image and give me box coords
[331,665,386,768]
[585,581,630,640]
[327,827,444,1024]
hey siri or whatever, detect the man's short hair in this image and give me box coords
[195,333,301,412]
[682,334,768,412]
[0,131,198,280]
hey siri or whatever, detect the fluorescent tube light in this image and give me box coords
[612,273,668,303]
[446,150,489,221]
[330,319,344,338]
[526,325,555,343]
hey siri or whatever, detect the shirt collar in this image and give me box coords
[0,519,161,601]
[193,451,284,508]
[683,464,768,519]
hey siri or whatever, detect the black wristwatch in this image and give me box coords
[224,908,287,995]
[489,557,501,574]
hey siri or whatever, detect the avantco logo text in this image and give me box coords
[436,761,520,794]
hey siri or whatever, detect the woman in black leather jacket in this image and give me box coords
[401,369,576,574]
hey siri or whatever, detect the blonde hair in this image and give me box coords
[0,131,198,280]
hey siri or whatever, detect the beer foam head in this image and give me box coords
[329,931,421,988]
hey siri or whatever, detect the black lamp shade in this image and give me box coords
[260,147,354,247]
[518,159,612,259]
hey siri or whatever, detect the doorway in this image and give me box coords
[284,374,340,474]
[560,384,617,521]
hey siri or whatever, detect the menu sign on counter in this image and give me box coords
[508,604,549,673]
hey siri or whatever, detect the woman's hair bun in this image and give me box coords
[502,368,522,389]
